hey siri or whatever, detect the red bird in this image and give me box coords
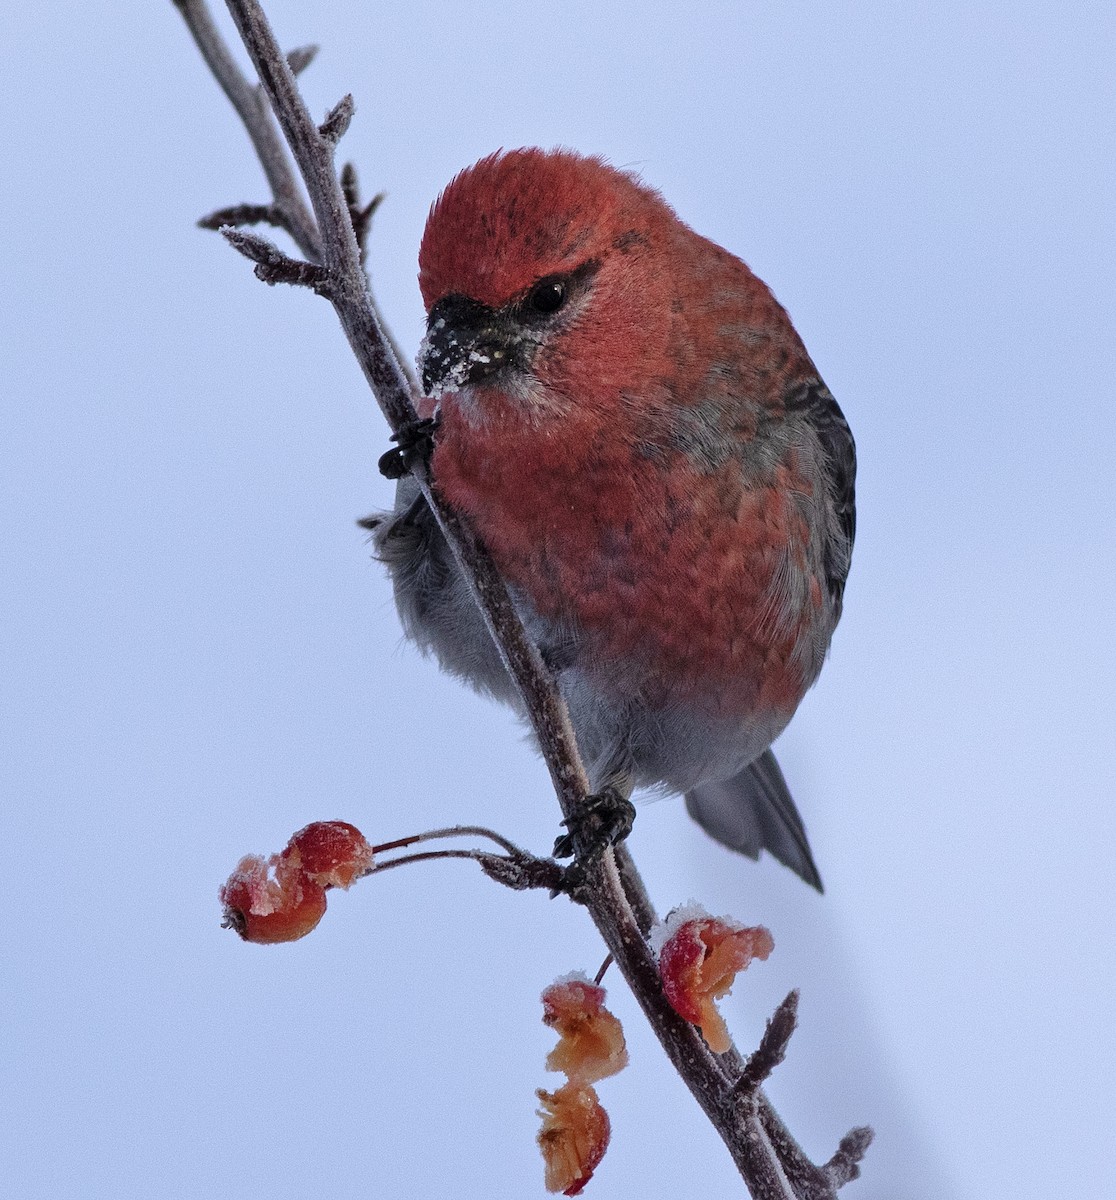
[370,149,855,890]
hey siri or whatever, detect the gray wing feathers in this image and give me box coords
[789,379,856,611]
[362,479,519,704]
[685,748,823,891]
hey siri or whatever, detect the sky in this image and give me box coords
[3,2,1114,1198]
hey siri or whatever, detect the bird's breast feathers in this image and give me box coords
[432,394,830,717]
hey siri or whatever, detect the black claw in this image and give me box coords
[553,832,575,859]
[377,447,408,480]
[378,416,439,480]
[553,788,637,863]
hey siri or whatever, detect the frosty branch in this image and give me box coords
[172,1,871,1194]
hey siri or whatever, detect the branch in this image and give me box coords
[365,824,567,892]
[734,991,799,1103]
[172,0,320,260]
[220,226,332,292]
[825,1127,875,1188]
[198,201,285,230]
[174,1,870,1194]
[339,162,383,265]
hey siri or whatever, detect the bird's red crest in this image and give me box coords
[418,148,666,310]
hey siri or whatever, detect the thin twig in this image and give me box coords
[824,1128,875,1188]
[285,44,317,76]
[340,162,383,264]
[372,824,527,858]
[366,826,565,892]
[198,201,285,230]
[220,226,332,292]
[367,847,562,892]
[734,991,800,1103]
[318,93,354,145]
[173,0,320,259]
[369,847,498,872]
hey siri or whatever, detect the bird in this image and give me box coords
[365,148,855,891]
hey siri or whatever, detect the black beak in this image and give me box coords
[420,293,518,395]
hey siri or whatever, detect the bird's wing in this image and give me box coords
[789,379,857,608]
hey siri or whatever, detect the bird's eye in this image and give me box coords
[526,278,567,315]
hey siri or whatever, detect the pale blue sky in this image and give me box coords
[3,3,1114,1198]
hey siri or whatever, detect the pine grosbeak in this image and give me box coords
[369,149,855,890]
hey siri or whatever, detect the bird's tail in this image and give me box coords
[684,749,823,891]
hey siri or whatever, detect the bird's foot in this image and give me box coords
[378,415,439,480]
[553,787,636,865]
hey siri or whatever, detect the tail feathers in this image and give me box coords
[684,749,823,892]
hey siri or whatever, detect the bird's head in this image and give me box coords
[416,148,679,423]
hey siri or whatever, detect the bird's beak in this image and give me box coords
[420,293,517,396]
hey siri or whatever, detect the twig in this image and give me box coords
[825,1128,875,1188]
[173,1,871,1194]
[172,0,320,259]
[365,824,566,892]
[318,93,354,145]
[220,226,332,292]
[367,847,563,892]
[285,44,317,76]
[339,162,383,265]
[593,954,613,986]
[734,991,800,1104]
[371,823,528,858]
[198,201,286,230]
